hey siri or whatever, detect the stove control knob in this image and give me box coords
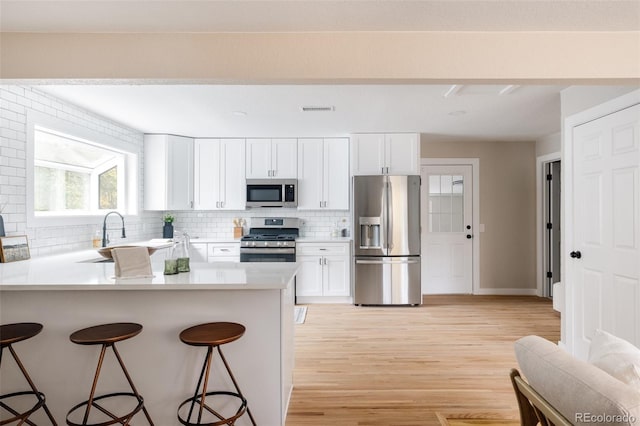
[251,242,257,247]
[263,241,268,247]
[277,241,282,247]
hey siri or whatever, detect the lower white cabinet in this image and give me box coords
[190,242,240,263]
[208,243,240,262]
[190,243,208,262]
[296,242,351,302]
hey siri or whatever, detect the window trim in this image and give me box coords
[26,110,139,228]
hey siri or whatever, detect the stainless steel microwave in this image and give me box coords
[246,179,297,208]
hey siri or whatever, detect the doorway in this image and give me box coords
[420,160,478,294]
[543,160,561,298]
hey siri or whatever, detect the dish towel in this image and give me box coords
[112,247,153,278]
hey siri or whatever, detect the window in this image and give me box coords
[428,174,464,232]
[33,127,126,216]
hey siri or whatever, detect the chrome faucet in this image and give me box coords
[102,211,126,247]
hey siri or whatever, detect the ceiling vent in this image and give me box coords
[301,106,335,112]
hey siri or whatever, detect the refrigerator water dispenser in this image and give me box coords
[359,217,381,248]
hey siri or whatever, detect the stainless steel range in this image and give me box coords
[240,217,300,262]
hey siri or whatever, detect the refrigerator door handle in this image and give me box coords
[387,178,393,250]
[355,259,420,265]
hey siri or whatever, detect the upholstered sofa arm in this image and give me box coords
[514,335,640,426]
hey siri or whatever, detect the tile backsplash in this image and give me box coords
[171,209,351,240]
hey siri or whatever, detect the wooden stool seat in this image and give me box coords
[66,322,153,426]
[179,322,245,347]
[0,322,56,425]
[69,322,142,345]
[0,322,43,346]
[177,322,255,426]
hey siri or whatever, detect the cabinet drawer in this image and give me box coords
[208,244,240,257]
[297,243,349,256]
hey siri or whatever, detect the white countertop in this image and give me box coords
[0,248,298,291]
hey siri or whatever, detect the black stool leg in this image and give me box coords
[7,345,58,426]
[111,344,154,425]
[216,347,256,426]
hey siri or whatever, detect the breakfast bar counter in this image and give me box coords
[0,257,297,426]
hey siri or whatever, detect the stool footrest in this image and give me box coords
[177,391,247,426]
[66,392,144,426]
[0,390,46,425]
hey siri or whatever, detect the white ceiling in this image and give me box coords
[1,0,638,32]
[37,84,565,141]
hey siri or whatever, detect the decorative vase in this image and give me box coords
[163,223,174,239]
[0,215,5,237]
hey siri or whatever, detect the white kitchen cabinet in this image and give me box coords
[144,134,194,210]
[189,242,240,262]
[298,138,349,210]
[208,243,240,262]
[194,139,246,210]
[190,242,208,262]
[351,133,420,175]
[296,242,350,302]
[246,138,297,179]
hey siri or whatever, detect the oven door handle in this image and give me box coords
[239,248,296,254]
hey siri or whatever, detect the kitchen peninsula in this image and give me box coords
[0,254,297,426]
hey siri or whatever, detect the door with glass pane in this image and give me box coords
[420,165,473,294]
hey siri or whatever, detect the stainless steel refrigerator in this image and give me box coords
[353,175,421,305]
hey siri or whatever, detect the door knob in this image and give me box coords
[466,234,472,239]
[570,251,582,259]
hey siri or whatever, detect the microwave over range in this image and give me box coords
[246,179,297,208]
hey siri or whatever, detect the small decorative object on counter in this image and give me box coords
[172,231,191,273]
[162,213,175,239]
[164,259,178,275]
[233,218,245,239]
[92,229,101,248]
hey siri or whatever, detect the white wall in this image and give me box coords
[0,85,163,256]
[535,132,561,157]
[561,86,637,118]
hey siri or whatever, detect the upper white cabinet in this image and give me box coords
[351,133,420,175]
[194,139,246,210]
[298,138,349,210]
[144,134,194,210]
[246,138,297,179]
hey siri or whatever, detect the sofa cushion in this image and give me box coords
[589,329,640,391]
[515,335,640,426]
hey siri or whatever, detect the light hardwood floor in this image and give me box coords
[286,295,560,426]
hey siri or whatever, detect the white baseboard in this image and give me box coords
[473,288,539,296]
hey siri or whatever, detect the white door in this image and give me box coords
[385,133,420,175]
[193,139,220,210]
[421,165,473,294]
[297,138,324,209]
[323,138,349,210]
[351,133,385,175]
[219,139,246,210]
[571,104,640,358]
[271,138,298,178]
[246,138,272,178]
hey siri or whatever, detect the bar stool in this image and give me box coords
[66,323,153,426]
[1,322,57,425]
[178,322,256,426]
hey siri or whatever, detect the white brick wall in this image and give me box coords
[0,85,352,257]
[0,85,162,257]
